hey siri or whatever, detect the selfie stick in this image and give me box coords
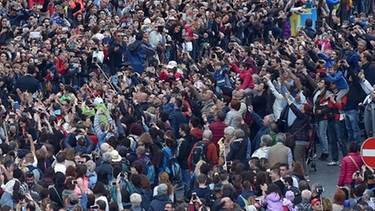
[95,63,118,94]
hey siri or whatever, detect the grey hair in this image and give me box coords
[265,114,276,124]
[85,160,96,171]
[301,189,312,201]
[260,134,273,146]
[130,193,142,206]
[224,126,235,136]
[276,133,286,144]
[234,129,245,138]
[203,129,213,140]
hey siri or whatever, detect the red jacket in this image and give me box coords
[231,64,254,89]
[56,56,68,76]
[188,139,218,170]
[209,120,227,150]
[337,152,363,186]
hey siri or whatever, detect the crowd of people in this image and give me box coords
[1,0,375,210]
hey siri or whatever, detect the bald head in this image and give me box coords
[203,130,213,141]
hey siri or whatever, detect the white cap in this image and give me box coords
[167,61,177,69]
[93,97,103,106]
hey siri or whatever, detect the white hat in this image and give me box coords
[143,18,152,25]
[93,97,103,106]
[111,150,122,162]
[167,61,177,69]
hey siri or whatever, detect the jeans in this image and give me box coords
[344,109,361,145]
[317,120,329,154]
[182,169,191,197]
[328,120,348,162]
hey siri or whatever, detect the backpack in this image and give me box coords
[26,165,43,181]
[192,141,210,168]
[140,156,155,184]
[163,148,182,183]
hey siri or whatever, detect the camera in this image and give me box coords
[316,187,324,194]
[356,171,360,177]
[192,192,197,200]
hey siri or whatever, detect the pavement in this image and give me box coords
[308,151,341,199]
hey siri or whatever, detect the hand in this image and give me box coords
[285,92,290,100]
[248,105,253,113]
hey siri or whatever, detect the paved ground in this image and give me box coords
[308,151,341,199]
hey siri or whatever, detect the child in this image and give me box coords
[326,64,349,103]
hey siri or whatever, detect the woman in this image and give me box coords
[74,164,89,197]
[261,183,283,210]
[290,161,306,182]
[337,142,363,187]
[153,172,174,201]
[332,189,346,211]
[49,172,66,209]
[285,93,312,174]
[93,182,110,211]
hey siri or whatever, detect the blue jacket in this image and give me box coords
[148,195,169,211]
[127,40,146,74]
[341,50,360,72]
[251,112,270,152]
[170,108,187,138]
[326,71,349,89]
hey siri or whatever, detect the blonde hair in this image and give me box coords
[159,171,174,195]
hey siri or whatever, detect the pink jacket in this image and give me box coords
[337,152,363,186]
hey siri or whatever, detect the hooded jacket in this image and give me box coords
[262,192,283,211]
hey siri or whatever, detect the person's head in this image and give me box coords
[300,103,312,115]
[130,193,142,207]
[260,134,272,147]
[96,200,106,211]
[311,183,324,197]
[266,183,282,196]
[220,197,234,210]
[310,198,322,210]
[202,130,213,141]
[322,197,332,211]
[269,166,281,181]
[26,171,35,186]
[263,114,275,126]
[179,124,190,136]
[283,176,293,187]
[348,142,359,153]
[291,161,305,176]
[197,174,207,184]
[333,189,346,205]
[234,129,244,140]
[76,164,88,178]
[278,163,289,177]
[275,133,286,144]
[157,183,168,196]
[164,202,175,211]
[224,126,235,141]
[301,189,312,202]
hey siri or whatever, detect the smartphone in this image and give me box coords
[14,101,20,110]
[112,181,117,185]
[268,31,272,35]
[192,192,197,200]
[72,180,78,185]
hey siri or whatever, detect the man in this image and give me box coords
[109,30,127,75]
[248,105,276,152]
[279,163,298,188]
[361,51,375,86]
[269,166,286,196]
[188,130,218,170]
[24,153,42,183]
[26,171,43,202]
[164,201,175,211]
[15,64,40,93]
[267,133,293,168]
[95,152,113,181]
[148,184,169,211]
[201,90,216,115]
[251,134,272,159]
[209,110,227,150]
[130,193,143,211]
[296,190,313,211]
[341,40,360,72]
[170,99,187,138]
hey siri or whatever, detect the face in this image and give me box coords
[165,203,174,211]
[279,166,288,177]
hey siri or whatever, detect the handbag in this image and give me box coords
[285,121,309,149]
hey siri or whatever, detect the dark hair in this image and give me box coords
[76,164,88,178]
[197,174,207,183]
[283,176,293,186]
[179,124,190,135]
[190,116,200,128]
[305,18,313,27]
[348,142,359,153]
[230,99,241,111]
[92,182,109,197]
[131,160,144,174]
[215,110,226,121]
[130,174,142,187]
[266,183,282,196]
